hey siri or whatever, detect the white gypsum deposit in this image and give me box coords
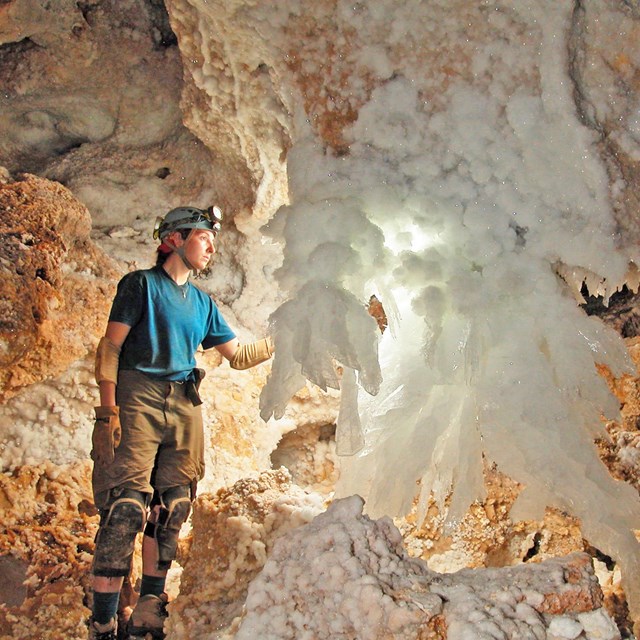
[1,0,640,638]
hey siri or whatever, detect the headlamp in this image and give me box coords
[206,205,222,223]
[153,216,165,240]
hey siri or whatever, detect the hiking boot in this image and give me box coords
[127,593,169,639]
[88,617,117,640]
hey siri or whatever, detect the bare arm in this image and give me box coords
[215,337,240,361]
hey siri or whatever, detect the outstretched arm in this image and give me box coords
[215,337,274,370]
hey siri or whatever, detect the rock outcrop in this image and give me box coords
[0,173,119,402]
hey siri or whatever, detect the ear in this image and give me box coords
[165,230,185,247]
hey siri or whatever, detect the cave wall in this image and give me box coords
[1,0,640,638]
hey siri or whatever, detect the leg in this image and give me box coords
[128,382,201,637]
[138,504,169,599]
[90,488,149,636]
[142,505,168,579]
[128,485,192,639]
[93,576,125,595]
[89,372,172,637]
[89,577,123,640]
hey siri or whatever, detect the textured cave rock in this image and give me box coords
[568,1,640,253]
[0,462,627,640]
[0,173,119,401]
[0,461,97,640]
[167,469,325,639]
[0,0,640,638]
[597,338,640,493]
[583,287,640,341]
[192,347,340,497]
[270,421,338,493]
[168,472,618,640]
[0,0,281,329]
[167,4,639,633]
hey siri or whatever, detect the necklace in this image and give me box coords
[178,281,189,298]
[160,265,189,297]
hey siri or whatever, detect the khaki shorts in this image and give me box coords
[92,369,204,509]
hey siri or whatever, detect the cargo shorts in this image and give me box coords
[92,369,204,509]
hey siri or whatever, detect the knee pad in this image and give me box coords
[92,488,149,577]
[146,485,192,571]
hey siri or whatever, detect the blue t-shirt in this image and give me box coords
[109,266,236,381]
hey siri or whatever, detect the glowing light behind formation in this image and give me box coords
[256,0,640,621]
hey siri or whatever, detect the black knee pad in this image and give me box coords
[92,488,149,577]
[152,485,192,571]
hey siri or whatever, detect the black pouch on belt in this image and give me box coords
[186,367,206,406]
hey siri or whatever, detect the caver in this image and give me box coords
[88,206,273,640]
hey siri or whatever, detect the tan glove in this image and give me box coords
[95,337,121,385]
[92,406,122,465]
[229,337,274,370]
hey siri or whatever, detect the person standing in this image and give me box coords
[88,206,273,640]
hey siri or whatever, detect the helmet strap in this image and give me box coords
[163,230,199,274]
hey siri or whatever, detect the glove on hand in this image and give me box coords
[92,406,122,465]
[229,337,274,370]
